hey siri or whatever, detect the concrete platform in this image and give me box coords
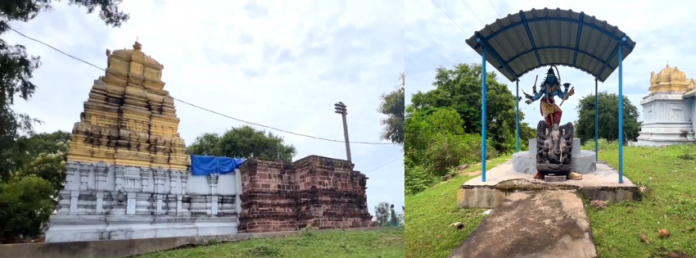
[457,160,638,209]
[449,191,597,258]
[513,138,597,175]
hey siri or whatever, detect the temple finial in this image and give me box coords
[133,37,142,50]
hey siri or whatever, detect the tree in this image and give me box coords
[409,63,535,154]
[0,1,129,242]
[0,175,55,243]
[574,91,641,144]
[377,73,405,145]
[187,125,298,162]
[373,202,390,226]
[0,0,129,181]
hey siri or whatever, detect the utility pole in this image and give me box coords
[334,102,352,162]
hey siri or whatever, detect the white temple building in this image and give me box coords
[634,64,696,146]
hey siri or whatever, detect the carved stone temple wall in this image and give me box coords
[45,42,243,243]
[238,156,372,233]
[635,63,696,146]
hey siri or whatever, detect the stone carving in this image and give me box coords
[535,121,574,178]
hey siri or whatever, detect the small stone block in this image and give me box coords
[544,175,567,182]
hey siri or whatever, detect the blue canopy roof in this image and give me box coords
[465,8,637,82]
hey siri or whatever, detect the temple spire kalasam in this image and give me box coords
[68,41,189,170]
[649,63,696,94]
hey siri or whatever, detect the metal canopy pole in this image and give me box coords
[618,37,626,184]
[595,78,598,161]
[516,80,520,153]
[478,38,487,183]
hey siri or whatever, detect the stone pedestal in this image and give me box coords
[512,138,597,175]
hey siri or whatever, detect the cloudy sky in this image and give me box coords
[6,0,404,215]
[406,0,696,131]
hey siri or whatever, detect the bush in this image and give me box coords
[405,165,436,195]
[581,138,619,152]
[0,175,55,243]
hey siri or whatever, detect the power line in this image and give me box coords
[430,0,468,33]
[363,156,403,174]
[8,26,395,146]
[488,0,501,17]
[459,0,485,27]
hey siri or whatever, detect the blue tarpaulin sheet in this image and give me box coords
[190,155,246,176]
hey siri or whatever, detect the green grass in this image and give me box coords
[405,143,696,258]
[404,154,512,258]
[587,144,696,258]
[137,228,404,258]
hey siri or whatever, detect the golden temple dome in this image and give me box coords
[103,41,166,90]
[649,63,695,94]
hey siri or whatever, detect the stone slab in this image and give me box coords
[449,191,597,258]
[544,175,567,182]
[457,160,638,209]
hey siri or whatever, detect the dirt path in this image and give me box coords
[448,190,597,258]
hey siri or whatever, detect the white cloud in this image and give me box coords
[407,0,696,128]
[6,0,404,214]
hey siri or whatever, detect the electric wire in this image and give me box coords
[7,26,395,145]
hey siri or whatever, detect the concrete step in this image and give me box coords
[449,190,597,258]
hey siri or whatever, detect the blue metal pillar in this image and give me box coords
[618,37,626,184]
[516,80,520,153]
[595,78,598,161]
[478,38,487,183]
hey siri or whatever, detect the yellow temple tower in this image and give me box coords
[67,41,189,170]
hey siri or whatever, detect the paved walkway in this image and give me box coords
[449,190,597,258]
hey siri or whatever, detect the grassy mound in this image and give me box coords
[405,143,696,258]
[137,228,404,258]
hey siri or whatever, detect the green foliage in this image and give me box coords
[409,63,535,154]
[187,125,297,162]
[404,107,499,194]
[581,138,620,152]
[575,91,641,144]
[374,202,390,227]
[378,83,405,145]
[404,164,435,195]
[0,175,55,242]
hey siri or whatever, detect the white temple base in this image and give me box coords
[635,92,696,147]
[45,161,244,243]
[46,214,238,243]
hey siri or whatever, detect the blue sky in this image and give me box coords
[6,0,404,215]
[406,0,696,127]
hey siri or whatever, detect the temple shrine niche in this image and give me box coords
[45,42,244,243]
[634,63,696,146]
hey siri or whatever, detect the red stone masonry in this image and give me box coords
[238,155,372,233]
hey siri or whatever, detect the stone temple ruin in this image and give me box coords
[45,42,371,243]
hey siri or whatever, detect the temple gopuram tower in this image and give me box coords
[635,63,696,146]
[46,42,242,243]
[68,41,188,169]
